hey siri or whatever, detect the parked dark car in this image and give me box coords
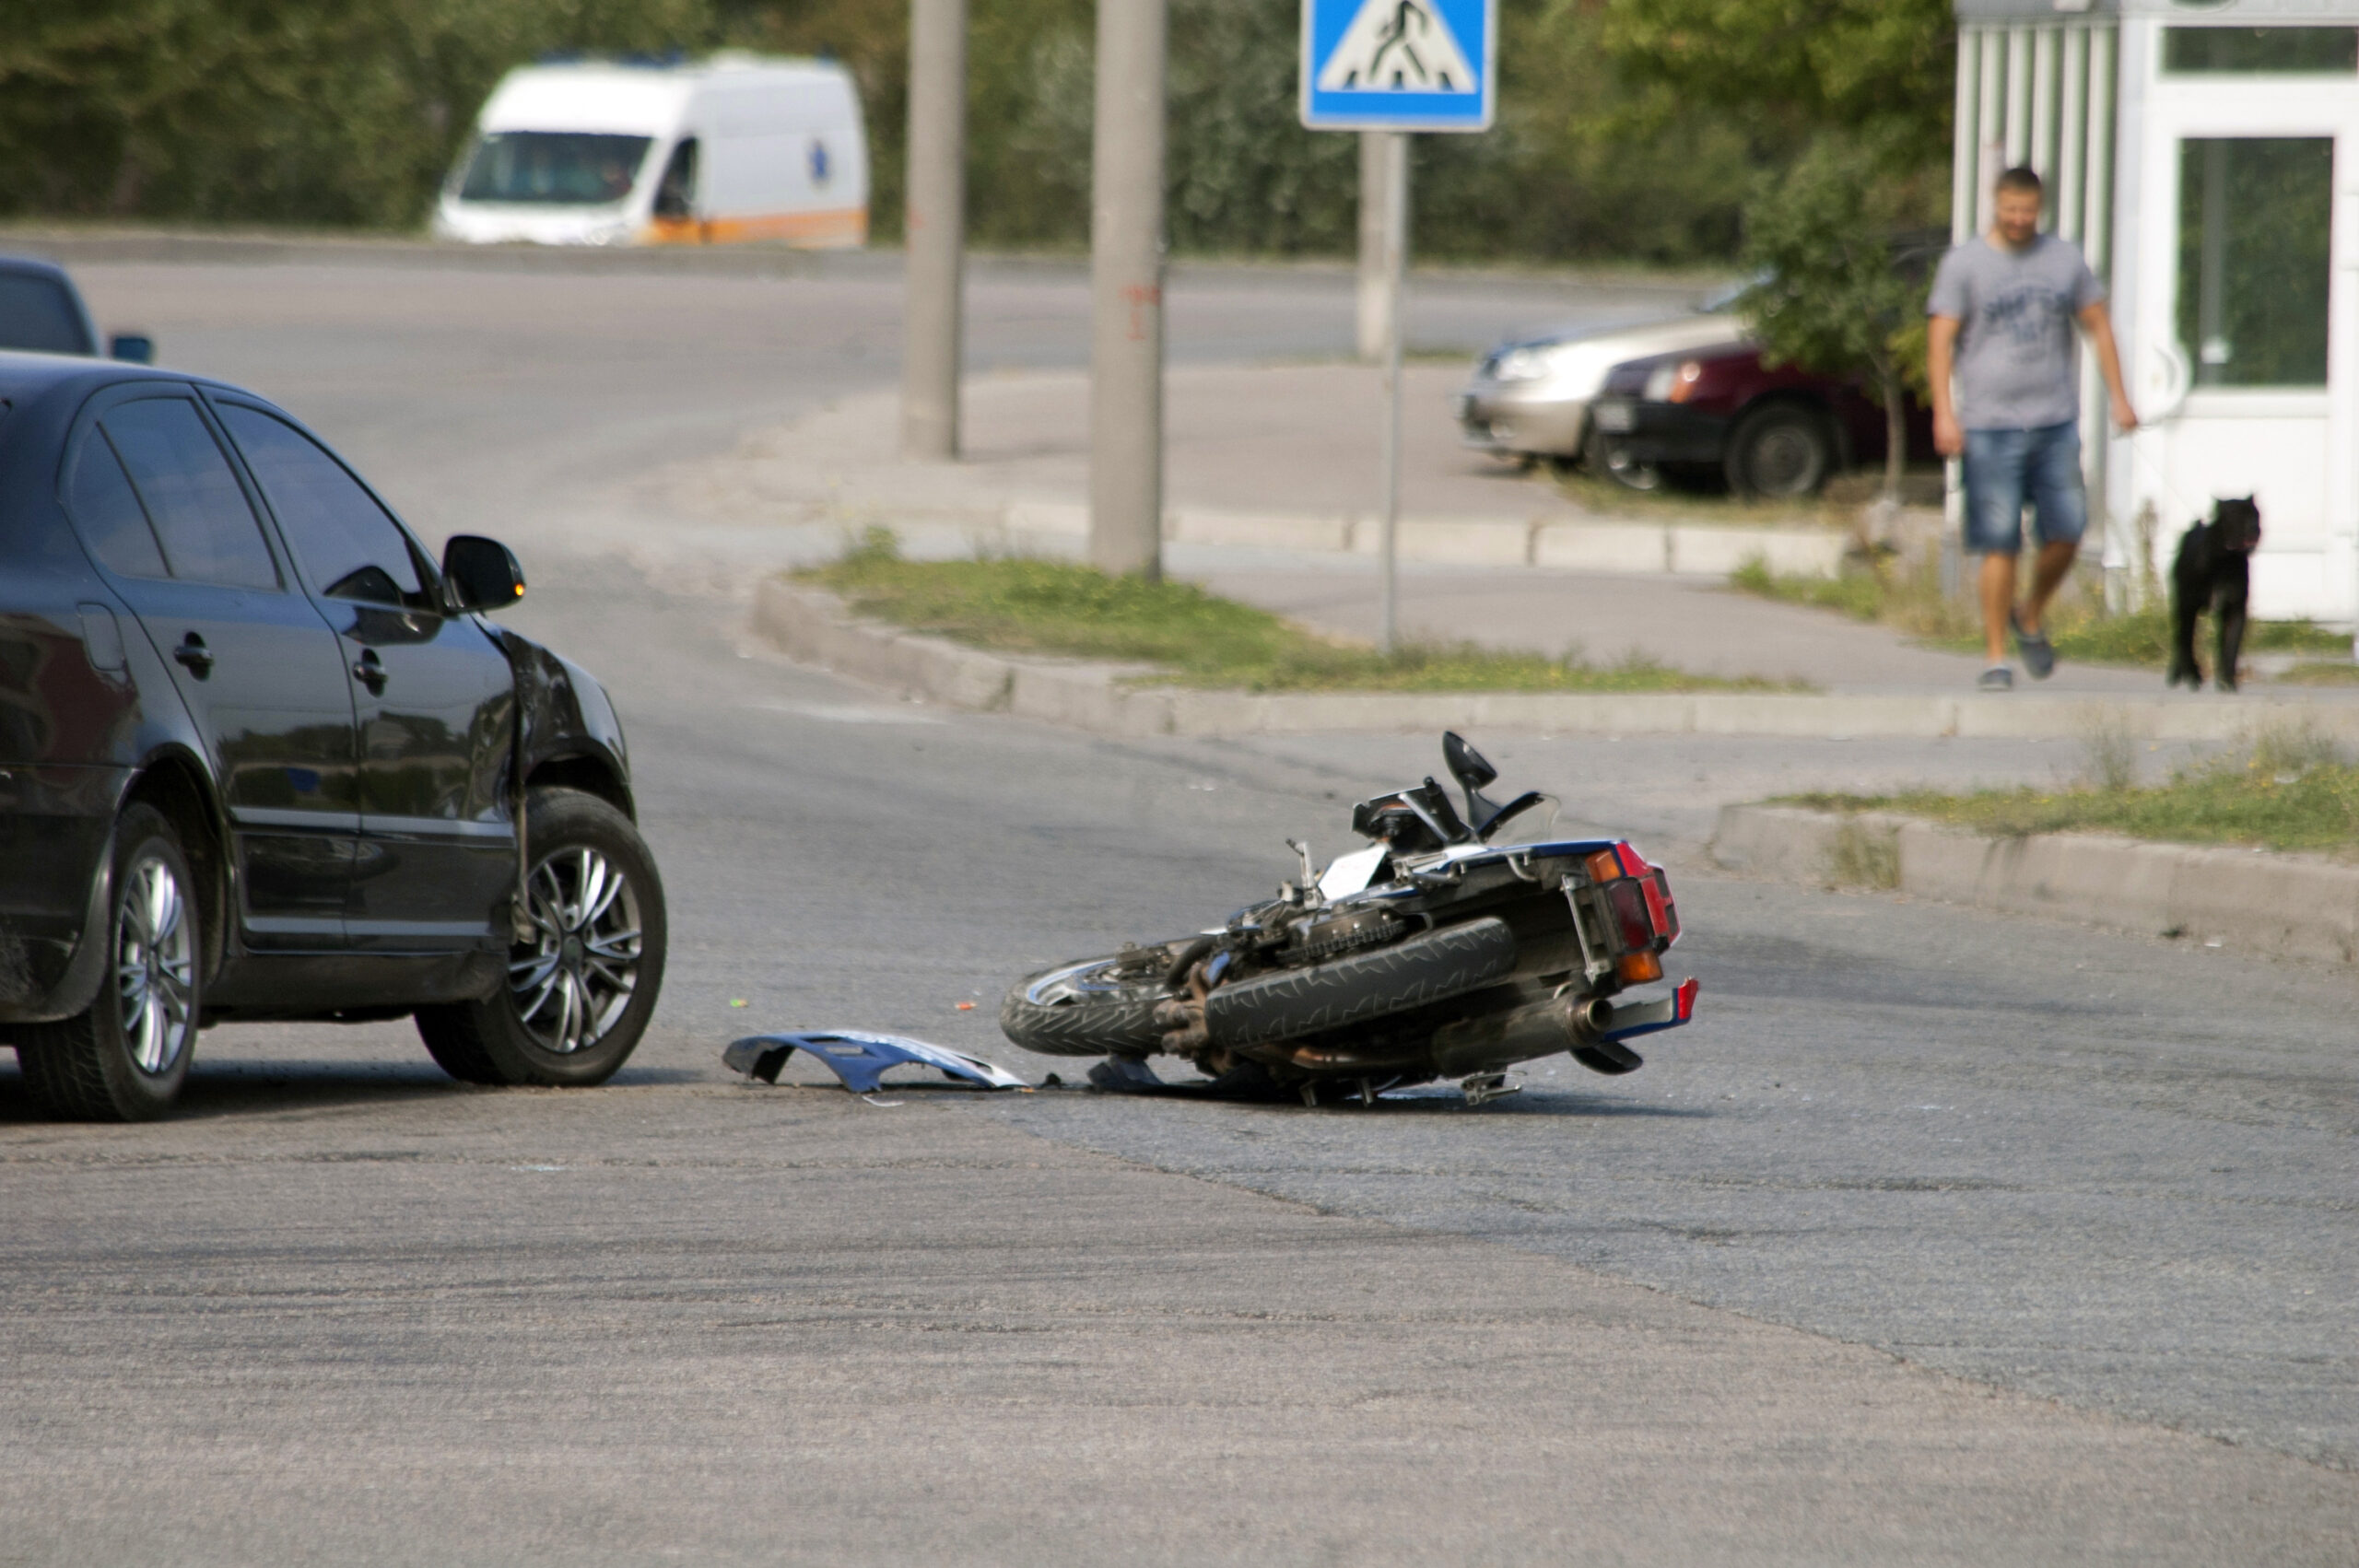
[0,350,665,1120]
[0,255,153,364]
[1585,340,1935,497]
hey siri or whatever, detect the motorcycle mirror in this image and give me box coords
[1442,731,1496,790]
[1441,731,1504,832]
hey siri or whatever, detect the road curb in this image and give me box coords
[1710,802,2359,965]
[992,499,1850,578]
[755,579,2359,743]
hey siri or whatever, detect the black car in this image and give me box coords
[0,350,666,1120]
[0,254,153,364]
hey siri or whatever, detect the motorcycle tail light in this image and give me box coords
[1646,868,1680,944]
[1617,951,1663,985]
[1604,878,1653,952]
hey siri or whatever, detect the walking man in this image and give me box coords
[1928,166,2138,690]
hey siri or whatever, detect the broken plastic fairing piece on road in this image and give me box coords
[724,1032,1031,1094]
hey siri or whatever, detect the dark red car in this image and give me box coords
[1584,340,1934,497]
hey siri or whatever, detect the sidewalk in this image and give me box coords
[685,361,2344,703]
[679,363,1848,578]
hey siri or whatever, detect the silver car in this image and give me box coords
[1455,298,1745,466]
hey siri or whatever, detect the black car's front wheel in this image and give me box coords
[417,788,667,1087]
[17,804,202,1121]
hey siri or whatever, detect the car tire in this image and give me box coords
[1204,918,1518,1049]
[17,804,201,1121]
[1000,949,1180,1058]
[1584,429,1663,492]
[416,788,666,1088]
[1727,404,1835,497]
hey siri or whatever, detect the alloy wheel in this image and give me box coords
[510,848,643,1054]
[114,856,194,1075]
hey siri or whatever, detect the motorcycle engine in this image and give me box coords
[1290,908,1407,964]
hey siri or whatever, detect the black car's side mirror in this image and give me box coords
[108,334,154,364]
[441,535,525,614]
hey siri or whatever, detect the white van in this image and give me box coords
[433,53,868,249]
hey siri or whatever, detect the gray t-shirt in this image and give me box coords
[1928,234,2105,430]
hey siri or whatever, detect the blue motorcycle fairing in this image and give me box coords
[724,1031,1031,1093]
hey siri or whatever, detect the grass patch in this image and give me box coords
[1788,719,2359,854]
[1731,556,2349,671]
[2273,660,2359,685]
[798,529,1804,694]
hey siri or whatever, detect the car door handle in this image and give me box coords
[172,634,214,677]
[352,649,387,694]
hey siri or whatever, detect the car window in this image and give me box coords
[65,433,170,579]
[218,405,426,606]
[99,398,280,591]
[0,273,94,356]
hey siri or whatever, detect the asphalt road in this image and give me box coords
[3,253,2353,1564]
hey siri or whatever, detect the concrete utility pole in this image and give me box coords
[1087,0,1168,579]
[1356,131,1393,364]
[901,0,967,459]
[1372,130,1408,653]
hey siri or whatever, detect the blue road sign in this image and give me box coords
[1299,0,1495,133]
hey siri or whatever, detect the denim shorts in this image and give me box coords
[1963,422,2087,555]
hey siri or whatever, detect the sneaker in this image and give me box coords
[1978,665,2013,692]
[2010,609,2056,680]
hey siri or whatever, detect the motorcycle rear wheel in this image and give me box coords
[1000,950,1177,1058]
[1204,918,1518,1048]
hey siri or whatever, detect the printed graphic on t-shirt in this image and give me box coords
[1980,285,2069,349]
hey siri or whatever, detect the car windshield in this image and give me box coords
[0,273,93,355]
[456,133,652,205]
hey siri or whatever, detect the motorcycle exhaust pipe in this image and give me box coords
[1428,993,1614,1078]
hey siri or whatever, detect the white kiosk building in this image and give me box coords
[1954,1,2359,626]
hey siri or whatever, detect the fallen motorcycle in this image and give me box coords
[1001,733,1696,1106]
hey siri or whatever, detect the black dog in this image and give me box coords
[2168,497,2261,691]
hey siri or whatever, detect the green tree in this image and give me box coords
[1599,0,1956,171]
[1738,137,1932,502]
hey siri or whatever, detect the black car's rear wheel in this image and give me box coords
[1727,405,1835,497]
[18,805,200,1121]
[417,788,666,1087]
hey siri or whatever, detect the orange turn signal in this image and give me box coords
[1584,849,1622,884]
[1616,951,1663,985]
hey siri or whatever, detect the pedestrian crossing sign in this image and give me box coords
[1300,0,1495,132]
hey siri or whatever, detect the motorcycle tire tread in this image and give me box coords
[1000,965,1168,1059]
[1205,918,1518,1049]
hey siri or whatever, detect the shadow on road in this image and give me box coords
[0,1059,705,1124]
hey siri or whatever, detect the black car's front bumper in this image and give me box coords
[1587,398,1731,466]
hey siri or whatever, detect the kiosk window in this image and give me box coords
[2164,29,2357,75]
[2177,137,2333,389]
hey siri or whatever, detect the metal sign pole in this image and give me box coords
[1377,130,1408,655]
[1299,0,1492,653]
